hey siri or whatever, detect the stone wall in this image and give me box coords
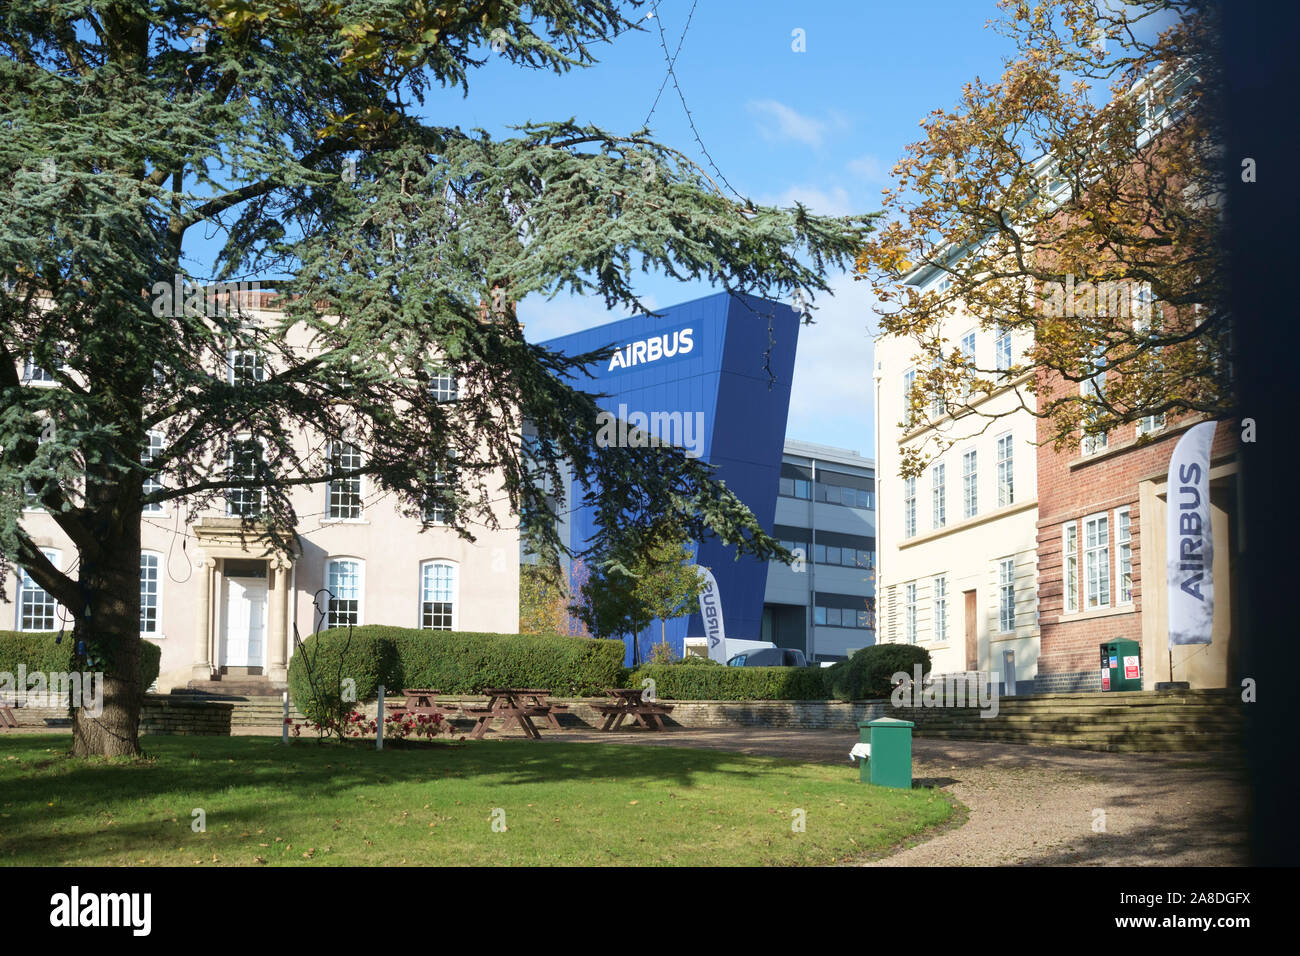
[139,695,234,736]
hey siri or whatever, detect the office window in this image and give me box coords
[904,583,917,644]
[1084,514,1110,608]
[959,331,976,400]
[933,576,948,643]
[1117,507,1132,604]
[228,348,265,385]
[998,558,1016,633]
[902,368,916,424]
[1063,521,1079,613]
[995,329,1012,372]
[22,355,56,383]
[931,463,946,529]
[420,561,456,630]
[226,439,265,516]
[429,369,458,403]
[140,551,161,635]
[930,359,945,418]
[326,441,364,519]
[814,606,826,626]
[325,558,363,628]
[422,454,457,525]
[996,433,1014,507]
[142,431,165,513]
[962,449,977,518]
[903,477,917,539]
[1081,344,1109,454]
[1137,414,1165,436]
[17,550,59,631]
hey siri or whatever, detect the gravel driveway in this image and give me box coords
[543,727,1250,866]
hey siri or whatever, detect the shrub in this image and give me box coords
[630,663,827,701]
[823,644,932,701]
[0,630,161,693]
[287,627,626,718]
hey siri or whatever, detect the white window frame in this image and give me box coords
[140,550,163,638]
[1081,345,1109,455]
[1116,507,1133,605]
[324,557,365,629]
[996,432,1014,507]
[1083,513,1111,609]
[227,347,266,385]
[903,477,917,539]
[142,431,166,514]
[17,549,61,632]
[931,462,946,529]
[933,576,948,643]
[429,369,458,403]
[419,560,458,631]
[959,330,976,400]
[22,354,58,384]
[998,557,1016,633]
[325,440,365,520]
[422,452,457,526]
[1063,521,1079,614]
[962,449,977,518]
[225,435,266,517]
[902,368,916,424]
[995,329,1012,372]
[1137,413,1166,437]
[904,582,917,644]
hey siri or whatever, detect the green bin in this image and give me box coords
[857,717,914,789]
[1099,639,1142,692]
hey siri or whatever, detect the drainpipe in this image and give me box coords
[808,457,817,664]
[873,355,883,645]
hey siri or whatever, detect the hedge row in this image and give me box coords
[0,630,162,690]
[287,626,626,709]
[632,644,934,701]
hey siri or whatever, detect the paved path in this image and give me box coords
[541,727,1250,866]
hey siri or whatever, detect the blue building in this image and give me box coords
[540,291,800,665]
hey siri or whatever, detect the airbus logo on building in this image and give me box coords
[608,327,694,370]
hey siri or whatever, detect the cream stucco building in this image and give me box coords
[4,296,520,694]
[873,264,1040,690]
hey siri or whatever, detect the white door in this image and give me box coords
[223,577,268,668]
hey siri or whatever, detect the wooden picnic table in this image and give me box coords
[0,697,17,730]
[593,687,674,732]
[390,688,453,719]
[462,687,559,740]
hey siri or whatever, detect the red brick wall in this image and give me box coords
[1035,367,1238,677]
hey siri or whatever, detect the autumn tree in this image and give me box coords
[0,1,873,755]
[857,0,1231,475]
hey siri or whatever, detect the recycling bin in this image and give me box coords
[858,717,914,789]
[1099,639,1142,692]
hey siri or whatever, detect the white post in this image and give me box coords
[282,691,289,745]
[376,684,385,751]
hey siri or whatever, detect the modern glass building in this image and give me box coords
[540,291,800,665]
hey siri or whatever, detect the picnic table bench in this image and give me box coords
[462,688,563,739]
[593,688,674,732]
[388,688,454,721]
[0,696,18,730]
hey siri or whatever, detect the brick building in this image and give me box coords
[1034,382,1239,692]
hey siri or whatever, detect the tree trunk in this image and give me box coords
[71,524,143,757]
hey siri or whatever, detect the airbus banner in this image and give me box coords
[696,566,727,663]
[1166,421,1217,647]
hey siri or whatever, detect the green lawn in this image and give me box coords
[0,735,957,866]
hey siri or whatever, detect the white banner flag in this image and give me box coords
[1167,421,1217,647]
[696,566,727,663]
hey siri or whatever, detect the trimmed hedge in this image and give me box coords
[287,626,626,711]
[0,630,161,690]
[630,663,827,701]
[632,644,934,701]
[822,644,932,701]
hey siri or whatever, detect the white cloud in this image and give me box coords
[846,154,888,184]
[757,184,855,217]
[784,272,881,456]
[747,99,832,148]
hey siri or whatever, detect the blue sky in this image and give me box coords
[189,0,1023,456]
[452,0,1021,456]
